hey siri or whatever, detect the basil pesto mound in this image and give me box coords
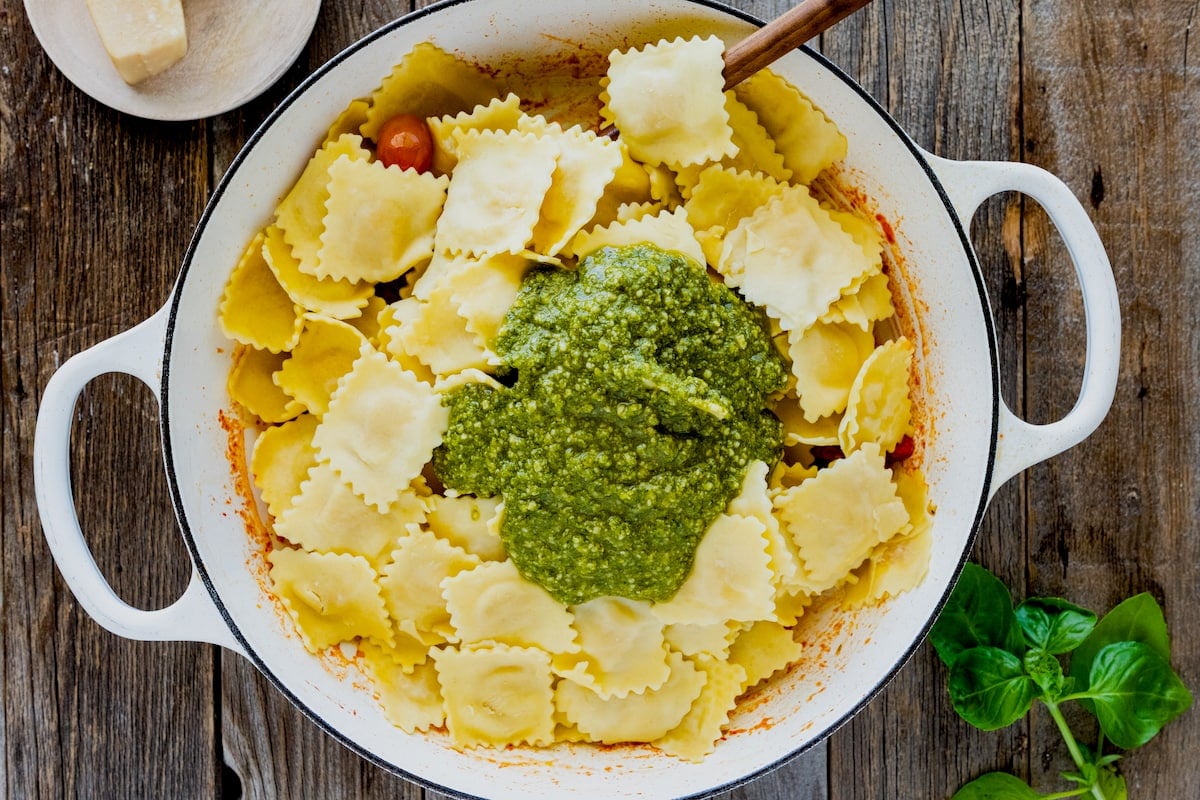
[433,244,787,605]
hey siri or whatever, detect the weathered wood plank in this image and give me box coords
[6,0,1196,797]
[1,1,217,797]
[220,656,423,800]
[1021,0,1200,793]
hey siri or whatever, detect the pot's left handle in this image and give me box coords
[34,307,245,655]
[924,152,1121,498]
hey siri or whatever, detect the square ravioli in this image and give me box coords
[219,36,935,764]
[602,35,736,168]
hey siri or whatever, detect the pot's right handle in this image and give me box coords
[33,307,244,655]
[924,153,1121,498]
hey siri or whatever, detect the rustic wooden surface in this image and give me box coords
[2,0,1197,797]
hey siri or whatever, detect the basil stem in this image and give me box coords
[1044,700,1109,800]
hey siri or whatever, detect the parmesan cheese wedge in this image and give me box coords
[85,0,188,85]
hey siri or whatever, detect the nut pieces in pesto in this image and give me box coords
[433,244,788,604]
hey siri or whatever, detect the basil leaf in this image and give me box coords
[948,646,1038,730]
[1069,593,1170,692]
[1096,765,1128,800]
[1083,641,1193,749]
[1024,648,1066,700]
[1015,597,1096,654]
[932,563,1026,666]
[1063,762,1126,800]
[951,772,1043,799]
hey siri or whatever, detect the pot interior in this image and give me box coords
[162,0,998,797]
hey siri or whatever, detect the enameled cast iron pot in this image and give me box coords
[33,1,1121,797]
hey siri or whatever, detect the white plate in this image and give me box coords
[24,0,322,120]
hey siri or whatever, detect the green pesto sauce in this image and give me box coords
[433,244,787,604]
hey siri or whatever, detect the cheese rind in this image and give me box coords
[85,0,188,85]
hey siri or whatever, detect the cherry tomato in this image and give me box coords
[375,114,433,172]
[886,435,916,465]
[810,445,845,465]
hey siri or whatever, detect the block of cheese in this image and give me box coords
[85,0,189,85]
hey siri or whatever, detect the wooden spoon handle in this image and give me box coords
[722,0,873,88]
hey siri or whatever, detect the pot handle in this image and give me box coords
[924,153,1121,498]
[33,306,245,655]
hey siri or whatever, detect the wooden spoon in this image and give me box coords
[722,0,873,89]
[601,0,872,137]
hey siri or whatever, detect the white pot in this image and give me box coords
[33,1,1121,797]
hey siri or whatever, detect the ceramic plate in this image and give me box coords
[24,0,321,120]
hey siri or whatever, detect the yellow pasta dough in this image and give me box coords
[250,413,319,519]
[773,443,910,593]
[359,42,501,142]
[683,165,786,266]
[384,291,490,378]
[346,295,388,344]
[788,320,878,422]
[219,232,303,354]
[268,547,394,652]
[570,206,704,266]
[587,140,655,228]
[773,397,842,447]
[663,622,739,659]
[274,134,372,275]
[317,156,448,283]
[427,92,524,174]
[447,254,531,353]
[734,69,848,184]
[221,36,935,763]
[262,224,373,320]
[673,91,792,198]
[554,597,670,699]
[312,347,448,511]
[442,561,579,654]
[652,513,775,626]
[379,526,480,646]
[529,123,624,255]
[655,654,746,762]
[324,99,369,145]
[838,337,916,454]
[432,644,557,748]
[435,129,559,256]
[227,345,303,424]
[602,36,735,168]
[273,314,368,416]
[273,462,426,563]
[555,650,706,744]
[359,628,430,675]
[718,183,874,333]
[728,461,802,594]
[821,271,895,331]
[727,620,805,691]
[374,301,437,385]
[363,652,445,733]
[425,494,505,562]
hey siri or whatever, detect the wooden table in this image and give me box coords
[3,0,1197,797]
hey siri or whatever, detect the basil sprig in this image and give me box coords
[931,563,1193,799]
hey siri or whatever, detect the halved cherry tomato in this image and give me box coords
[375,114,434,172]
[886,434,915,465]
[810,445,845,465]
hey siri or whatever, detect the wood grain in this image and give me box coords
[1,2,216,796]
[1019,0,1200,791]
[3,0,1197,797]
